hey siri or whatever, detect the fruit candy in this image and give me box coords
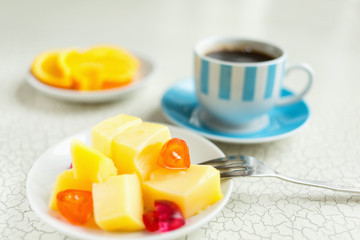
[157,138,190,169]
[143,200,185,232]
[57,189,93,225]
[142,212,159,232]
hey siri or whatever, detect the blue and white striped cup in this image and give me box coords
[194,37,313,128]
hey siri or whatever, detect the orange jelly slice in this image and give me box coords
[58,50,103,91]
[87,46,139,87]
[30,50,72,88]
[31,46,140,91]
[59,47,139,91]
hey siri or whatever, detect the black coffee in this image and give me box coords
[206,49,274,63]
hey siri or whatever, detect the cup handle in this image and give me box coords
[276,62,313,106]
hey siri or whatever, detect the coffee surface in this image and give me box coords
[206,49,274,63]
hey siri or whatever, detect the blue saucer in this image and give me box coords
[161,77,310,143]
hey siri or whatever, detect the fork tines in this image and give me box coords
[199,155,253,178]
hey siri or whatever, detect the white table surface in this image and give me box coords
[1,0,360,239]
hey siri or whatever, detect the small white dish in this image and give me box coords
[26,125,233,240]
[26,53,156,103]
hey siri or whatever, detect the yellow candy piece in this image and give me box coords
[71,139,118,183]
[143,164,223,218]
[112,122,171,180]
[91,114,142,158]
[93,174,145,231]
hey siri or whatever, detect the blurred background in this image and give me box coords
[2,0,360,158]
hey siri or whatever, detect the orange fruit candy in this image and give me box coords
[57,189,93,225]
[157,138,191,170]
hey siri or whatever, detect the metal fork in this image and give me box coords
[200,155,360,194]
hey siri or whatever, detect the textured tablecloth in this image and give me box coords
[1,0,360,239]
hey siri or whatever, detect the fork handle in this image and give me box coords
[272,174,360,194]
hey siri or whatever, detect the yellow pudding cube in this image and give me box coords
[91,114,142,158]
[112,122,171,180]
[48,169,92,211]
[71,139,117,183]
[92,174,144,231]
[143,164,223,218]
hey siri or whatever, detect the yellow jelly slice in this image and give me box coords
[87,46,139,85]
[71,139,117,183]
[57,46,139,91]
[92,174,144,231]
[48,169,92,211]
[91,114,142,158]
[143,164,223,218]
[112,122,171,180]
[31,46,139,91]
[59,50,104,91]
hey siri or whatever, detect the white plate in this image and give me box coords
[26,53,156,103]
[26,125,233,240]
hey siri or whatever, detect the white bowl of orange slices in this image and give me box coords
[27,46,156,103]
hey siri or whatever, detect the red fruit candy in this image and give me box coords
[156,200,185,232]
[143,200,185,232]
[158,138,190,170]
[142,212,159,232]
[57,189,93,225]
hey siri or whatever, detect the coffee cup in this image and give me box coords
[193,36,313,133]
